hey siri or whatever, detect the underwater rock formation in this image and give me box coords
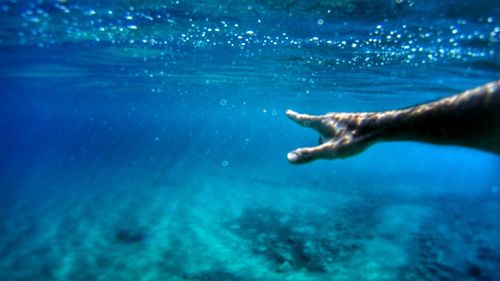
[225,206,375,273]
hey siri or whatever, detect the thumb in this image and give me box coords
[287,143,332,164]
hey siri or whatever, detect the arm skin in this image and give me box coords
[286,80,500,164]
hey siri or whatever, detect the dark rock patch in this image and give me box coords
[184,270,247,281]
[467,264,482,278]
[115,229,146,244]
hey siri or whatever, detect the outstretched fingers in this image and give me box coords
[286,109,378,163]
[286,109,338,163]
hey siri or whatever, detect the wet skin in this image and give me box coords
[286,80,500,164]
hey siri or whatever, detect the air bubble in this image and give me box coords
[221,160,229,167]
[219,99,227,106]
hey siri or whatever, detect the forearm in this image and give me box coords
[373,80,500,152]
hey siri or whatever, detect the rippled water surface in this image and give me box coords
[1,1,499,280]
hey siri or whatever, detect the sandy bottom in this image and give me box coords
[1,170,499,281]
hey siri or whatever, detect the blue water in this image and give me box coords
[1,0,500,280]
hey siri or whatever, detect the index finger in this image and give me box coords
[286,109,324,128]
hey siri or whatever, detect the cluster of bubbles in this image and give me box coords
[2,0,499,69]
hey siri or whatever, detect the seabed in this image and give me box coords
[1,168,499,281]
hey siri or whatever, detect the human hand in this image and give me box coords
[286,110,377,164]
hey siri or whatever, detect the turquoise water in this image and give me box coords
[1,0,500,280]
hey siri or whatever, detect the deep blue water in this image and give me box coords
[1,0,500,280]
